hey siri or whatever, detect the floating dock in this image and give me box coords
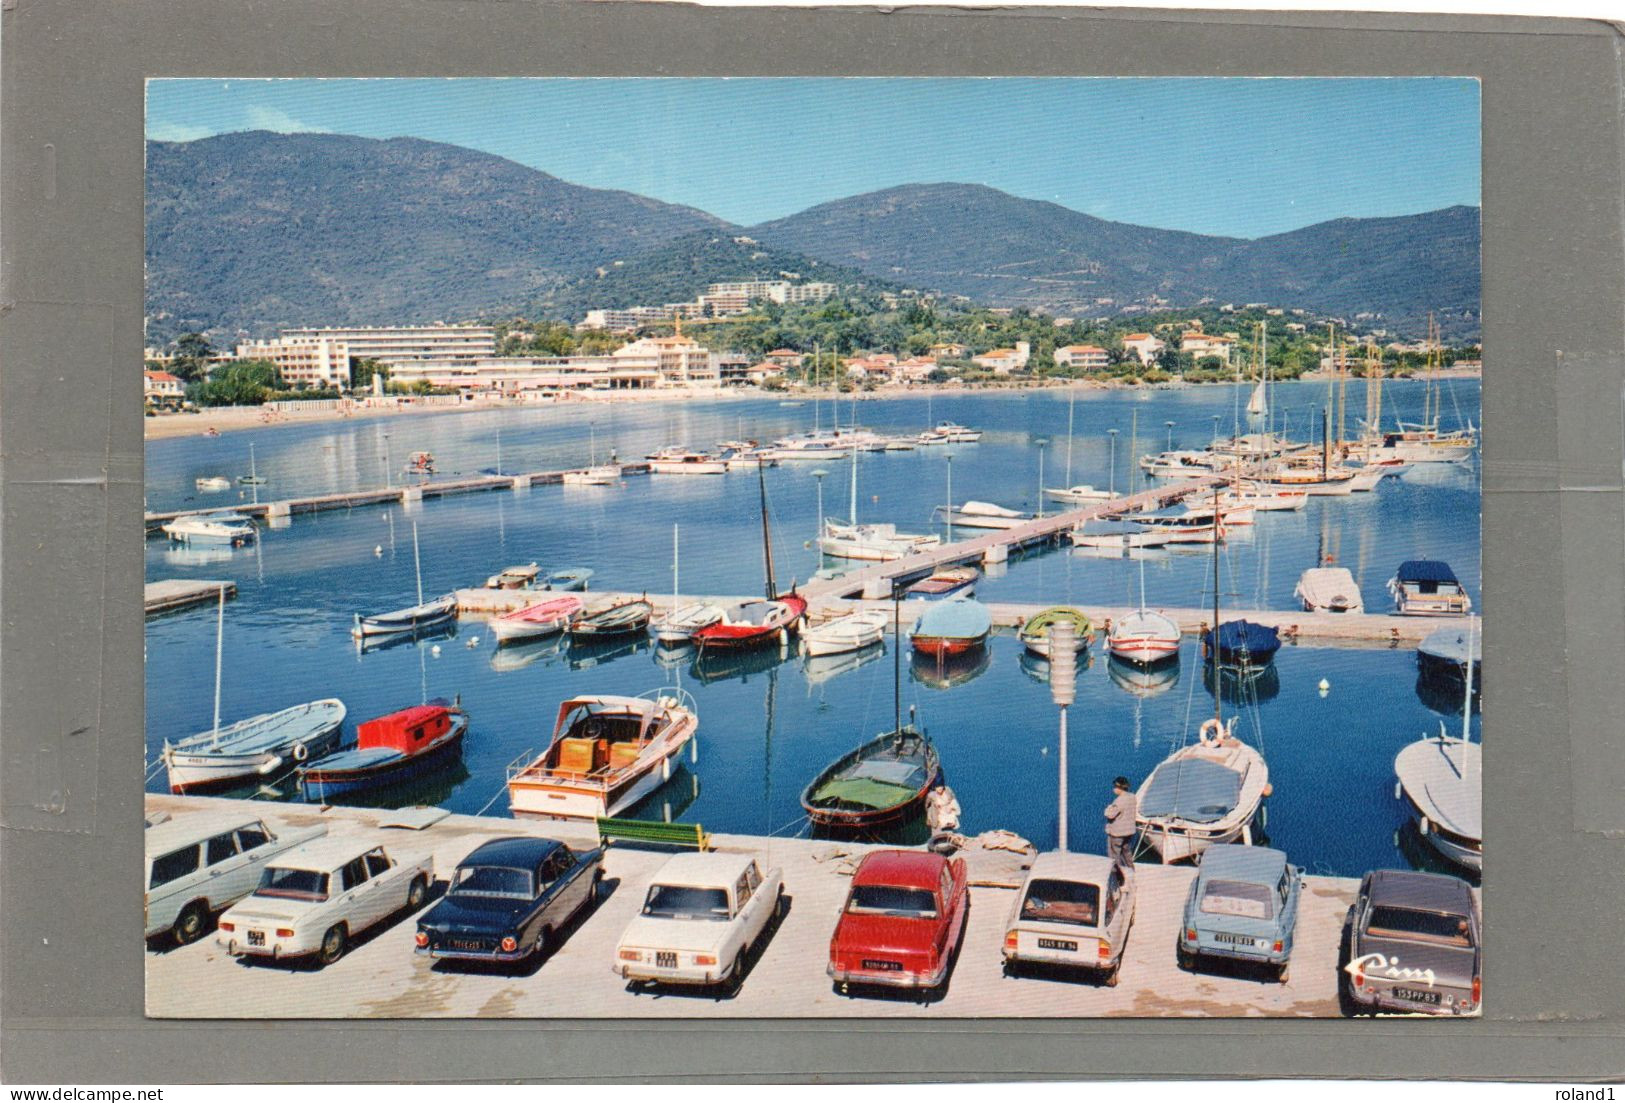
[144,579,236,616]
[143,793,1369,1019]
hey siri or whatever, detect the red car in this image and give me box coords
[828,849,970,995]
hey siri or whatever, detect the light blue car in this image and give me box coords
[1177,845,1303,983]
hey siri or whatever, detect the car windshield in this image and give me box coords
[1020,878,1100,926]
[642,884,730,921]
[254,867,328,901]
[1200,879,1275,921]
[1366,905,1473,947]
[847,884,938,919]
[451,866,534,899]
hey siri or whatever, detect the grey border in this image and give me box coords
[4,1,1624,1083]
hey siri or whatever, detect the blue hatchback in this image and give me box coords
[1177,845,1302,983]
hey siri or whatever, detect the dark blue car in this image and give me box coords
[415,836,603,965]
[1177,844,1302,982]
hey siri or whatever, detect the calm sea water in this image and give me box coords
[145,380,1481,879]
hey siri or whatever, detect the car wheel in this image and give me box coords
[318,924,347,967]
[726,950,746,995]
[406,876,428,911]
[1176,947,1194,972]
[774,885,786,919]
[173,901,209,946]
[1105,963,1120,988]
[1278,963,1291,985]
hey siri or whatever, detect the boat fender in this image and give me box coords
[1394,780,1403,801]
[1261,782,1274,798]
[1198,718,1225,748]
[292,742,308,763]
[1419,816,1431,837]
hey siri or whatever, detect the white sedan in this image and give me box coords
[216,837,433,967]
[614,852,784,992]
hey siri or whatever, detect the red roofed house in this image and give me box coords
[144,370,185,408]
[1181,332,1235,366]
[1054,345,1110,371]
[1121,333,1166,366]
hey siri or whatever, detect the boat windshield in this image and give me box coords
[451,866,535,899]
[642,884,730,921]
[847,885,938,920]
[1199,879,1275,921]
[254,868,329,901]
[1366,906,1473,947]
[1020,879,1100,927]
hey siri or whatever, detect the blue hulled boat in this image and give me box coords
[298,700,468,801]
[1202,619,1282,667]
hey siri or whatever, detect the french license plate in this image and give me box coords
[1214,932,1263,947]
[247,930,265,947]
[1394,987,1441,1005]
[448,938,486,952]
[862,959,903,971]
[655,951,678,969]
[1037,937,1078,952]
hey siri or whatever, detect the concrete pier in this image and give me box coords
[144,794,1361,1019]
[144,579,236,616]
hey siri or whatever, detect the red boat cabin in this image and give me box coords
[357,704,455,754]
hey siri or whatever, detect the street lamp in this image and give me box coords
[812,468,829,537]
[1034,437,1049,518]
[1106,428,1119,498]
[1210,414,1222,444]
[1165,420,1176,452]
[1049,618,1078,852]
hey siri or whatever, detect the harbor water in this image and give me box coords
[145,380,1481,879]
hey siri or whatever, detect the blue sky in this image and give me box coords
[146,78,1479,239]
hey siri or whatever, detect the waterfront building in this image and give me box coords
[1054,344,1111,371]
[1181,332,1235,366]
[930,342,969,362]
[143,370,186,408]
[235,333,354,387]
[765,348,805,368]
[385,355,650,393]
[611,334,722,387]
[236,325,498,388]
[972,341,1031,374]
[1121,333,1166,365]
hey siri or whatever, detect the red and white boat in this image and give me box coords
[506,689,698,820]
[489,595,584,645]
[691,460,806,650]
[909,596,993,659]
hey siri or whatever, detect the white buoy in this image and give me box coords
[430,644,441,657]
[374,545,383,557]
[1318,677,1330,698]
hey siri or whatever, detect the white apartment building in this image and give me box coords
[235,333,354,387]
[1121,333,1166,366]
[237,325,498,388]
[972,341,1031,374]
[1181,332,1235,366]
[1054,345,1111,371]
[386,356,656,393]
[612,335,721,387]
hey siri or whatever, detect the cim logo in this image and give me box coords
[1343,952,1437,988]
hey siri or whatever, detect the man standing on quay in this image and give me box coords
[1104,776,1137,871]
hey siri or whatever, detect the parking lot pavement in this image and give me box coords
[145,795,1353,1018]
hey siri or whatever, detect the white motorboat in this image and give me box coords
[562,465,621,485]
[1218,484,1307,512]
[929,421,982,443]
[194,475,232,492]
[161,512,257,547]
[819,521,942,561]
[1180,503,1256,526]
[1071,525,1170,551]
[1294,567,1364,613]
[801,609,890,657]
[485,563,540,589]
[1044,484,1120,505]
[723,449,779,471]
[506,689,698,820]
[1389,559,1473,616]
[646,448,727,475]
[1396,618,1480,871]
[935,500,1030,530]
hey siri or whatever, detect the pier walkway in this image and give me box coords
[145,579,235,616]
[144,793,1364,1019]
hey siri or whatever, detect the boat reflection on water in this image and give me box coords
[354,621,458,656]
[1415,671,1481,717]
[1106,654,1182,698]
[651,640,696,671]
[309,760,473,812]
[567,632,652,671]
[809,811,936,847]
[162,544,238,568]
[1019,647,1094,686]
[910,646,991,690]
[620,763,701,826]
[1203,660,1281,705]
[487,635,567,673]
[1393,816,1481,885]
[802,641,886,688]
[688,644,786,686]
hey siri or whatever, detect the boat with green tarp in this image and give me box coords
[800,726,941,831]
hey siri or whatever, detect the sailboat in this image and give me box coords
[1108,559,1182,666]
[1134,510,1270,863]
[162,586,346,793]
[352,522,457,638]
[1363,314,1477,464]
[819,443,942,561]
[1394,616,1481,872]
[651,524,725,644]
[237,443,267,485]
[691,461,807,650]
[562,425,621,485]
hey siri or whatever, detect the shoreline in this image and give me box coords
[144,369,1483,442]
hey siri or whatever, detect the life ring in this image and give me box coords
[1198,718,1225,747]
[292,742,309,763]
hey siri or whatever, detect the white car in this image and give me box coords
[614,852,785,991]
[216,838,433,967]
[1002,852,1135,986]
[145,811,326,945]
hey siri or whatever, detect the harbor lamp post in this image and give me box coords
[1210,414,1222,444]
[812,468,829,537]
[383,432,392,490]
[1049,618,1078,852]
[1034,437,1049,518]
[1166,420,1176,452]
[1107,428,1119,498]
[945,451,954,543]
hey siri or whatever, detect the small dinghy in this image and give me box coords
[1108,609,1181,666]
[353,594,457,639]
[910,596,992,659]
[905,566,979,600]
[1294,567,1364,613]
[570,597,653,639]
[489,595,584,645]
[691,461,807,650]
[164,699,347,794]
[544,568,594,592]
[801,609,890,657]
[651,601,727,645]
[1019,607,1094,658]
[801,726,941,831]
[1397,617,1480,871]
[485,563,540,590]
[1136,717,1270,864]
[1202,620,1282,667]
[298,700,468,801]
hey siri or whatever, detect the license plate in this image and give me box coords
[1394,987,1441,1005]
[247,930,265,947]
[655,951,677,969]
[862,959,903,971]
[1037,937,1078,952]
[1214,932,1264,947]
[448,938,487,952]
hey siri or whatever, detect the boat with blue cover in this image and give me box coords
[909,596,993,659]
[1388,559,1472,616]
[1417,623,1482,686]
[299,700,468,801]
[1202,620,1281,667]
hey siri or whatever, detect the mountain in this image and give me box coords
[534,231,897,322]
[750,184,1479,339]
[144,131,729,341]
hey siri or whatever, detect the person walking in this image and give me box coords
[1104,776,1137,871]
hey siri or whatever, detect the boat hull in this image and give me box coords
[911,634,985,659]
[490,615,568,644]
[165,721,344,794]
[299,722,466,800]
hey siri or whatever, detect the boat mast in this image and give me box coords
[848,436,859,525]
[412,521,425,608]
[812,342,821,434]
[1211,487,1222,727]
[1064,386,1076,489]
[211,583,225,745]
[672,523,680,606]
[758,459,777,600]
[1462,615,1475,744]
[893,583,903,736]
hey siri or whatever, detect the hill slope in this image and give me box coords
[751,184,1479,338]
[144,131,729,340]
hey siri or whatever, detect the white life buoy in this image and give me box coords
[292,742,309,763]
[1198,718,1225,748]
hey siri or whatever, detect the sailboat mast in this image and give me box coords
[1462,616,1475,743]
[893,584,903,736]
[849,440,859,524]
[1064,387,1075,488]
[1211,486,1222,726]
[211,584,225,744]
[412,522,425,608]
[812,342,821,434]
[672,523,680,604]
[758,460,777,601]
